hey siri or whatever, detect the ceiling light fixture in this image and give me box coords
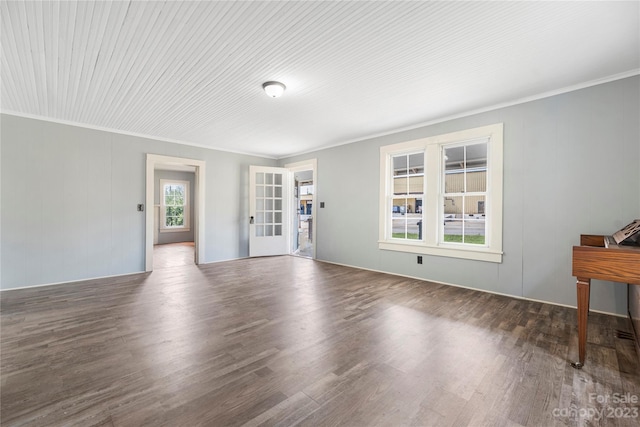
[262,81,286,98]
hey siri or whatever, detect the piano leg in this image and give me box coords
[571,277,591,369]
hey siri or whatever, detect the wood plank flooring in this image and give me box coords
[1,256,639,426]
[153,242,195,269]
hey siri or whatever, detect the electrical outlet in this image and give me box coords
[417,256,422,264]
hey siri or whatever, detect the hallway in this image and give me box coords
[153,242,195,269]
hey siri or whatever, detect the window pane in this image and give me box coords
[265,173,273,185]
[409,197,422,215]
[463,196,486,245]
[466,143,487,191]
[408,153,424,174]
[274,225,282,236]
[466,170,486,192]
[443,220,463,243]
[256,212,265,224]
[392,218,407,239]
[392,198,407,216]
[444,146,464,172]
[264,225,273,236]
[256,173,264,184]
[444,195,462,217]
[265,199,273,210]
[445,170,463,193]
[444,196,462,242]
[274,199,282,210]
[274,186,282,198]
[265,212,273,224]
[443,196,485,245]
[274,212,282,224]
[265,186,273,197]
[466,143,487,168]
[415,198,423,214]
[274,174,282,185]
[393,177,408,195]
[257,199,264,210]
[256,225,264,237]
[408,175,424,194]
[407,219,420,240]
[393,155,407,176]
[256,186,264,197]
[166,209,184,227]
[477,197,486,215]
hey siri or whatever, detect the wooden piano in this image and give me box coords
[571,220,640,369]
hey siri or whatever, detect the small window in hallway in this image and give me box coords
[160,179,190,231]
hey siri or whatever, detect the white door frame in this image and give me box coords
[145,154,206,271]
[285,159,317,259]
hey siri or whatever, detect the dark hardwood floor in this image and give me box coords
[1,256,638,426]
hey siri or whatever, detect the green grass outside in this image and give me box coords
[443,234,485,244]
[392,233,485,244]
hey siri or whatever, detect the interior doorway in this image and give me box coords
[292,170,314,258]
[152,167,196,269]
[286,159,317,259]
[145,154,206,271]
[247,159,316,259]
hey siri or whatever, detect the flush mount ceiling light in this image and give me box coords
[262,81,286,98]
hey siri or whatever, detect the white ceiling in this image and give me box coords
[2,1,639,159]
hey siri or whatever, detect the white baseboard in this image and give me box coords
[1,255,628,320]
[0,270,148,292]
[314,258,627,318]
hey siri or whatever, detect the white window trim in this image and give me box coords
[379,123,503,263]
[160,179,191,233]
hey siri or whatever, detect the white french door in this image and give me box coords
[249,165,290,257]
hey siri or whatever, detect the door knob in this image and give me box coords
[250,216,254,224]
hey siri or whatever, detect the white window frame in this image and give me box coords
[379,123,503,263]
[160,179,190,233]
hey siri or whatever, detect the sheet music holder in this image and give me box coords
[612,219,640,246]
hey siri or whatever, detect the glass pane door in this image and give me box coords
[249,166,289,257]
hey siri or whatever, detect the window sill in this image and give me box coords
[160,227,191,233]
[378,240,503,263]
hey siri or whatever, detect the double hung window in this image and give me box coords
[379,123,503,262]
[160,179,190,232]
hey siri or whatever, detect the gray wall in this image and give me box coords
[0,114,276,289]
[2,77,638,316]
[154,170,195,244]
[281,76,640,316]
